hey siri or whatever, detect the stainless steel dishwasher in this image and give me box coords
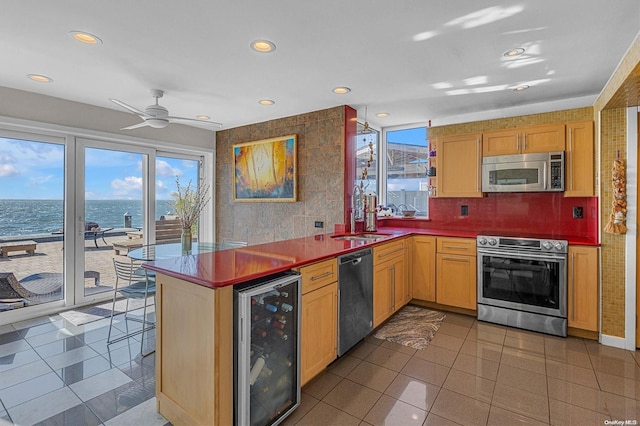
[337,248,373,356]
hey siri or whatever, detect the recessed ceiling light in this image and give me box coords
[376,112,390,118]
[513,85,530,91]
[258,99,275,105]
[27,74,53,83]
[250,40,276,53]
[196,115,210,120]
[503,48,525,57]
[332,87,351,94]
[69,31,102,45]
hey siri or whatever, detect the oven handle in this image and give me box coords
[477,249,567,261]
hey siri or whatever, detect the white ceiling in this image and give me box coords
[2,1,639,132]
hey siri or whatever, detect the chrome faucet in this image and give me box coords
[350,185,363,234]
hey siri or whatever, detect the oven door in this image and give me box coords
[477,248,567,318]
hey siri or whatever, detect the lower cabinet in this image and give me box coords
[567,246,599,331]
[298,258,338,386]
[435,237,477,310]
[411,236,436,302]
[373,239,407,328]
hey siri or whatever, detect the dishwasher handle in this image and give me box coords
[338,248,372,265]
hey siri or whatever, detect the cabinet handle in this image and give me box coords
[568,128,574,191]
[516,133,519,151]
[311,271,333,281]
[476,137,481,192]
[378,247,404,258]
[442,244,468,251]
[441,256,469,262]
[523,133,527,151]
[391,265,395,312]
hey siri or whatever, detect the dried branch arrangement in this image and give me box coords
[167,178,211,229]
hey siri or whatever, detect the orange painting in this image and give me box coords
[233,135,297,202]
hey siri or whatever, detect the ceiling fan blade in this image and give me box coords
[109,98,150,118]
[167,116,223,128]
[120,121,150,130]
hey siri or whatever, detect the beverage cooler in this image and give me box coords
[234,272,301,426]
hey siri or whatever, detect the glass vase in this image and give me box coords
[181,227,192,254]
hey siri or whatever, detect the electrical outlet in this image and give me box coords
[314,221,324,228]
[572,206,584,219]
[461,205,468,216]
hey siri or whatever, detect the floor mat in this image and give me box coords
[373,305,446,350]
[60,298,154,326]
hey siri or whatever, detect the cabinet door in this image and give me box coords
[436,253,477,310]
[437,133,482,198]
[373,262,392,328]
[301,282,337,385]
[568,246,598,331]
[565,121,595,197]
[482,129,519,156]
[411,236,436,302]
[522,124,565,153]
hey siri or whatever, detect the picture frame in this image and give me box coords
[233,134,297,202]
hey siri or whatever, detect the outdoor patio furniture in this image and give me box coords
[113,219,184,255]
[0,270,102,306]
[0,240,37,257]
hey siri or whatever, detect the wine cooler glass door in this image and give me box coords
[235,273,301,426]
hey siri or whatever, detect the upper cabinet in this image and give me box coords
[435,133,483,198]
[564,121,595,197]
[483,124,565,156]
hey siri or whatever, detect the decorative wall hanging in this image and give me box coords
[604,152,627,234]
[233,134,297,202]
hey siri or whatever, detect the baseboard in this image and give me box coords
[600,333,631,350]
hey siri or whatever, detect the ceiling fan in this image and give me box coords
[109,89,222,130]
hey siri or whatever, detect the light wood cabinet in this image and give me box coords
[567,246,599,331]
[373,239,407,327]
[483,124,565,156]
[298,258,338,386]
[436,133,482,198]
[411,236,436,302]
[565,121,595,197]
[436,237,477,310]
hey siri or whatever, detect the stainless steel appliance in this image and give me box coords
[338,248,373,356]
[482,151,565,192]
[477,235,568,336]
[234,272,301,426]
[364,194,377,232]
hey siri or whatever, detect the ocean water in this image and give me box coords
[0,199,176,237]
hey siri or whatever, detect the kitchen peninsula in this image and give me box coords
[144,223,598,425]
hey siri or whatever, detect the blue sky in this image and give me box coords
[387,126,427,146]
[0,137,198,200]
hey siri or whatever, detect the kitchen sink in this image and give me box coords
[332,233,391,241]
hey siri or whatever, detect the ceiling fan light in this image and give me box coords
[196,115,210,120]
[146,118,169,128]
[503,48,525,57]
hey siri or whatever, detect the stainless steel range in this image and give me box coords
[476,235,568,337]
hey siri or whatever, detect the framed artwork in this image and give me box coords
[233,134,297,202]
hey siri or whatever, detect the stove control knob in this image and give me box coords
[478,237,487,246]
[488,238,498,246]
[542,241,553,250]
[554,242,565,251]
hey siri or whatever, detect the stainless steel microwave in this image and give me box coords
[482,151,564,192]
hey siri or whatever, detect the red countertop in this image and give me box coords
[144,226,598,289]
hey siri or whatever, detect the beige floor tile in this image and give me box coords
[466,327,506,346]
[430,333,464,352]
[503,335,545,356]
[500,347,546,375]
[281,393,319,425]
[363,394,426,426]
[412,344,458,368]
[547,377,605,414]
[442,312,476,328]
[365,345,412,372]
[364,335,383,346]
[326,355,361,378]
[598,389,640,420]
[346,361,398,393]
[452,352,499,381]
[492,383,550,423]
[544,346,592,369]
[505,328,546,344]
[383,373,440,411]
[472,321,507,335]
[544,335,588,354]
[302,371,343,400]
[496,364,547,396]
[423,413,462,426]
[295,401,361,426]
[459,339,503,363]
[442,368,495,404]
[400,357,450,387]
[488,406,549,426]
[348,341,379,360]
[590,354,640,380]
[431,388,490,426]
[585,340,638,363]
[596,370,640,400]
[378,340,418,356]
[545,359,598,389]
[436,322,470,339]
[322,379,382,419]
[548,398,609,426]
